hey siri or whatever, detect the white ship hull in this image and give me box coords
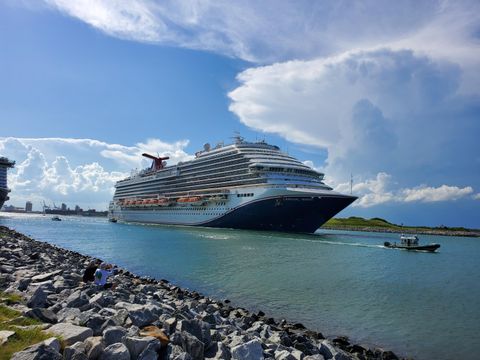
[109,186,356,233]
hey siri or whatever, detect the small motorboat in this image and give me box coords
[384,234,440,252]
[51,216,61,221]
[109,218,118,223]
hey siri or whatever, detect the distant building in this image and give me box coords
[3,205,24,212]
[61,203,67,211]
[75,205,82,212]
[25,201,33,212]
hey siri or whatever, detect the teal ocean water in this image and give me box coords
[1,213,479,360]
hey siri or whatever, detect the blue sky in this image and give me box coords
[1,0,479,227]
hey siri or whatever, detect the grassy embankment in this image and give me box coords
[323,216,480,237]
[0,291,58,360]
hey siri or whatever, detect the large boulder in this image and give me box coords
[64,341,88,360]
[57,307,82,323]
[79,312,107,336]
[47,323,94,346]
[84,336,105,360]
[66,290,89,308]
[26,287,47,308]
[31,270,62,282]
[231,339,264,360]
[181,332,204,360]
[138,342,160,360]
[319,341,336,360]
[103,326,127,346]
[11,342,62,360]
[124,336,161,359]
[25,308,58,324]
[178,319,211,346]
[100,343,130,360]
[205,341,231,360]
[43,337,61,353]
[89,293,113,308]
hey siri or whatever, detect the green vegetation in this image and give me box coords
[0,291,57,360]
[326,216,401,229]
[324,216,479,236]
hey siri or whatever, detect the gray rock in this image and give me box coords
[57,307,82,323]
[333,351,354,360]
[163,317,177,334]
[0,330,16,346]
[178,319,211,345]
[124,336,161,359]
[181,332,204,360]
[79,313,107,336]
[138,342,161,360]
[304,356,325,360]
[18,278,31,291]
[43,337,61,353]
[103,326,127,346]
[205,341,231,360]
[229,334,251,348]
[168,344,192,359]
[128,310,157,328]
[63,341,87,360]
[47,322,94,346]
[31,270,62,282]
[100,343,130,360]
[269,332,292,347]
[11,343,63,360]
[100,318,117,334]
[275,350,297,360]
[318,342,336,360]
[26,287,47,308]
[28,280,56,294]
[111,309,129,326]
[66,290,90,308]
[25,308,58,324]
[84,336,105,360]
[89,293,113,308]
[231,339,264,360]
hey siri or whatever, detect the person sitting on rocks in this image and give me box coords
[94,263,116,289]
[82,259,101,283]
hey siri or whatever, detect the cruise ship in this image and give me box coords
[109,138,356,233]
[0,157,15,210]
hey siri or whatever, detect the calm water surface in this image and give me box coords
[1,213,479,360]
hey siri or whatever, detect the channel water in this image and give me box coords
[1,213,479,360]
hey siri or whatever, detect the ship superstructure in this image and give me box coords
[109,138,356,233]
[0,157,15,210]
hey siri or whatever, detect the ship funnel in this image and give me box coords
[142,153,170,171]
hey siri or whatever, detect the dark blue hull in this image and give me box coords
[202,195,357,233]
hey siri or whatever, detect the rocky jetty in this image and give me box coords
[0,226,404,359]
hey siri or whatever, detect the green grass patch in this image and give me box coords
[0,326,54,360]
[0,291,23,305]
[0,292,59,359]
[325,216,402,229]
[0,304,21,322]
[324,217,479,234]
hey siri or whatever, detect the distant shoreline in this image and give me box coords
[321,225,480,237]
[323,217,480,238]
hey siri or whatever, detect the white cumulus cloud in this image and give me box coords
[333,173,475,208]
[35,0,463,63]
[0,137,193,211]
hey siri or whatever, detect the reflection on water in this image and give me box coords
[1,212,479,360]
